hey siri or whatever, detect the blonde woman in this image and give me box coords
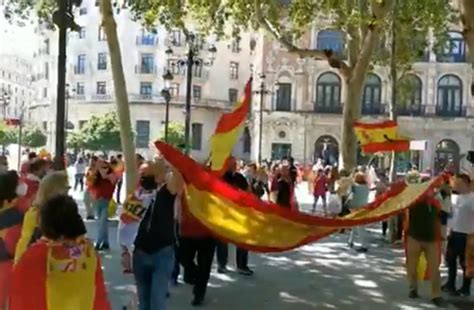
[14,171,70,264]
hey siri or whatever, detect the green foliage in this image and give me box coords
[160,121,185,148]
[79,112,123,152]
[22,126,47,148]
[66,130,85,150]
[0,124,18,146]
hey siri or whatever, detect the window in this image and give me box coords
[42,121,47,131]
[230,62,239,80]
[98,26,106,41]
[192,85,202,101]
[136,120,150,148]
[231,39,241,53]
[79,7,87,15]
[437,74,463,117]
[362,73,382,114]
[316,30,345,58]
[170,30,182,46]
[79,27,86,39]
[194,34,205,50]
[96,81,106,95]
[276,83,292,111]
[140,82,153,95]
[315,72,341,113]
[228,88,238,104]
[191,123,203,150]
[43,87,47,98]
[437,31,466,63]
[271,143,292,160]
[193,63,203,77]
[170,83,180,97]
[140,54,154,74]
[167,59,182,75]
[138,29,156,45]
[76,82,85,95]
[44,38,50,54]
[398,75,422,116]
[44,62,49,80]
[76,54,86,74]
[97,52,107,70]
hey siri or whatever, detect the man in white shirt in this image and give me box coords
[442,174,474,297]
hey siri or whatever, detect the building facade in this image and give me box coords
[31,0,255,161]
[251,27,474,173]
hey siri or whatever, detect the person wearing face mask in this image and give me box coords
[118,162,159,273]
[14,171,70,264]
[132,159,183,310]
[0,170,25,308]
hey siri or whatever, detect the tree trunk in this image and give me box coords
[99,0,138,195]
[340,78,364,170]
[461,0,474,63]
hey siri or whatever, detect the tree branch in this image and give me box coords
[461,0,474,65]
[345,0,360,67]
[253,0,351,78]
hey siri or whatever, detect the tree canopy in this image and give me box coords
[160,121,185,149]
[0,124,18,146]
[22,126,47,148]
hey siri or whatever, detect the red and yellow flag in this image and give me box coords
[209,77,252,172]
[354,120,410,153]
[156,141,444,253]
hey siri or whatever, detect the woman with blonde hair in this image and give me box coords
[14,171,70,263]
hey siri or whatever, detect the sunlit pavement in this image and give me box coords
[72,178,473,310]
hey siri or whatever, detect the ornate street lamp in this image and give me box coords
[253,73,271,164]
[161,70,174,143]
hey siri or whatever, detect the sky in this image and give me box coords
[0,12,38,60]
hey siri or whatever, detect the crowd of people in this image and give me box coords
[0,150,473,309]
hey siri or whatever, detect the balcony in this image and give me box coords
[361,104,386,115]
[135,65,157,75]
[397,104,425,116]
[314,103,343,114]
[91,94,113,102]
[136,36,158,46]
[435,106,467,117]
[129,94,162,103]
[74,66,85,75]
[72,94,86,101]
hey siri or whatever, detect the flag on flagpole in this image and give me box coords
[354,120,410,153]
[209,77,252,172]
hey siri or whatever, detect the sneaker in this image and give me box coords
[191,296,204,307]
[457,289,470,297]
[237,268,254,276]
[432,297,448,308]
[408,290,419,299]
[441,283,456,293]
[94,243,103,251]
[217,266,228,274]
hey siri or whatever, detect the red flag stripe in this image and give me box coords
[353,120,397,129]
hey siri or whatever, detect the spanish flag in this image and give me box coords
[209,77,252,172]
[354,120,410,153]
[155,141,444,253]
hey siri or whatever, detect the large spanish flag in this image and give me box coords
[354,120,410,153]
[155,141,443,253]
[209,77,252,171]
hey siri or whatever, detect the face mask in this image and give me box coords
[16,182,28,197]
[140,176,157,191]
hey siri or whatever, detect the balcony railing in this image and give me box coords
[91,94,113,102]
[129,94,162,103]
[314,103,343,114]
[435,106,467,117]
[135,65,157,75]
[397,104,425,116]
[74,66,85,75]
[72,94,86,101]
[136,36,158,46]
[361,104,386,115]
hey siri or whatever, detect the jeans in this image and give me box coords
[445,231,471,292]
[116,179,123,204]
[95,199,109,246]
[133,246,175,310]
[74,173,85,191]
[180,237,216,299]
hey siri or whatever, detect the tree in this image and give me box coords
[66,130,85,151]
[0,124,17,146]
[460,0,474,67]
[80,112,122,152]
[160,122,185,148]
[130,0,453,169]
[22,126,47,148]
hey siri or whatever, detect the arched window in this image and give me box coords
[398,74,423,116]
[435,139,460,174]
[437,31,466,63]
[362,73,382,115]
[316,30,345,58]
[437,74,463,117]
[315,72,341,113]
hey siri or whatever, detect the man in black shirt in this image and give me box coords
[216,157,254,276]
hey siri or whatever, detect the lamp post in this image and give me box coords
[165,32,217,154]
[253,73,271,164]
[1,90,11,154]
[161,70,174,143]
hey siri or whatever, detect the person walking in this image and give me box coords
[90,159,118,251]
[9,194,111,310]
[347,172,370,252]
[74,157,87,192]
[311,168,327,215]
[84,156,98,220]
[442,173,474,297]
[270,163,292,209]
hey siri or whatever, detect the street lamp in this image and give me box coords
[165,32,217,154]
[161,70,174,143]
[1,90,11,154]
[253,73,271,164]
